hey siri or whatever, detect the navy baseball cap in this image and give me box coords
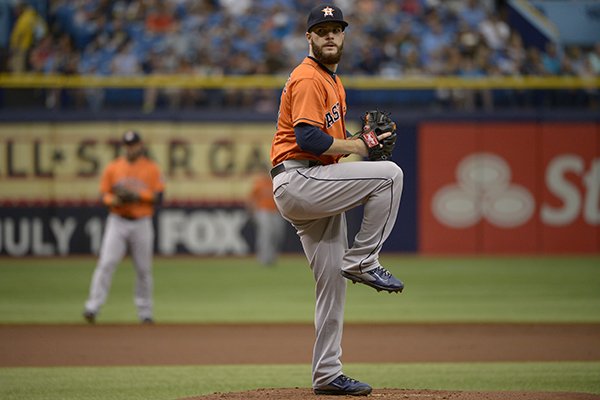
[306,4,348,32]
[123,130,142,145]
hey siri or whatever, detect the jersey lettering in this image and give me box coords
[325,103,341,128]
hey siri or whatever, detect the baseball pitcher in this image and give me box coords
[83,130,164,324]
[270,4,404,396]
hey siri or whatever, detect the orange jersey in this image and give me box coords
[100,156,165,218]
[271,57,347,166]
[250,174,278,211]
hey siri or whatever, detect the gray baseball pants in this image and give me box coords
[254,209,286,265]
[271,160,403,387]
[85,213,154,320]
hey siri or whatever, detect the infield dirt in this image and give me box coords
[1,323,599,400]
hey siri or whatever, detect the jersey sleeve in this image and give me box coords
[138,162,165,202]
[151,163,165,192]
[99,163,118,206]
[295,123,334,155]
[290,78,327,128]
[99,163,114,194]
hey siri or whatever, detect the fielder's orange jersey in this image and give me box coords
[100,156,165,219]
[250,173,278,211]
[271,57,347,166]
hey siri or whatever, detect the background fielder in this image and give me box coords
[270,4,404,397]
[83,130,164,324]
[247,168,287,266]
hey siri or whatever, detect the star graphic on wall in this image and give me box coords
[52,149,65,163]
[322,6,334,17]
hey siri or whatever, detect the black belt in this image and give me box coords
[119,215,138,221]
[270,160,320,179]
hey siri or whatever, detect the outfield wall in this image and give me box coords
[420,121,600,254]
[0,115,598,255]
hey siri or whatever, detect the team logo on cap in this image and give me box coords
[322,6,334,17]
[125,131,136,141]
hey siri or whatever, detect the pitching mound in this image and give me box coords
[182,388,600,400]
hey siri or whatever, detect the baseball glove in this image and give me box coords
[113,185,140,203]
[353,110,397,161]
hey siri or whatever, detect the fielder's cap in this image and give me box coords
[122,130,142,145]
[307,4,348,32]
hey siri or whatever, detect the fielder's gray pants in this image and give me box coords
[272,160,403,387]
[85,214,154,320]
[254,209,286,265]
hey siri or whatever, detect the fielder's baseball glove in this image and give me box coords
[353,110,397,161]
[113,185,140,203]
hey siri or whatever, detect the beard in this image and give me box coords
[311,38,344,65]
[126,146,144,161]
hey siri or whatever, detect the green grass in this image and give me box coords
[1,255,599,399]
[0,255,599,323]
[1,362,599,400]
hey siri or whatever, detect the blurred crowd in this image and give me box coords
[1,0,599,112]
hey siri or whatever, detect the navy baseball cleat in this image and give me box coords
[83,310,96,324]
[342,266,404,293]
[314,374,372,396]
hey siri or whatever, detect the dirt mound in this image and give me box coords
[182,388,600,400]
